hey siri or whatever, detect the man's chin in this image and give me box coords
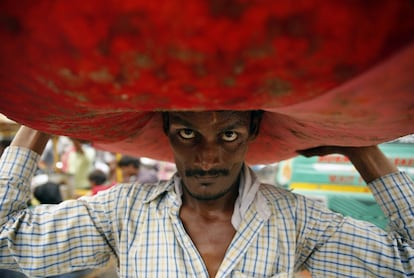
[185,190,229,201]
[182,181,236,201]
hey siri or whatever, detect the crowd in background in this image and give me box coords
[3,135,177,206]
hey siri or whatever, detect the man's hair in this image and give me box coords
[33,182,63,204]
[88,169,107,185]
[117,156,140,168]
[162,110,264,136]
[0,139,12,148]
[249,110,264,137]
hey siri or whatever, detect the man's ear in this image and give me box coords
[249,110,263,140]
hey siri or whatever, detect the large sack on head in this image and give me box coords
[0,0,413,164]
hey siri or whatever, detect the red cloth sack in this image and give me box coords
[0,0,413,164]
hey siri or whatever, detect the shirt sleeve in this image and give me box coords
[0,147,117,277]
[298,172,414,276]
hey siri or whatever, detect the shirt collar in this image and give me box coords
[143,164,271,230]
[143,177,176,203]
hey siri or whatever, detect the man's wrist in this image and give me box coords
[10,126,50,155]
[345,146,398,183]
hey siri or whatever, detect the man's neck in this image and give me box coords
[181,183,239,215]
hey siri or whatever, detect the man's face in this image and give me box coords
[121,165,139,182]
[165,111,257,201]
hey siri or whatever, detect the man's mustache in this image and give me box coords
[185,168,229,177]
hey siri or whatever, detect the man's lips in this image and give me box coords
[193,175,219,180]
[191,172,220,179]
[185,168,229,177]
[190,175,222,186]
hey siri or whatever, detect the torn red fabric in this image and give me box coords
[0,0,413,164]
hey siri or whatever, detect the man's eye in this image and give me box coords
[178,129,196,139]
[222,131,238,142]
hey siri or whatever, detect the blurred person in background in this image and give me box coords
[33,181,63,205]
[61,138,96,193]
[39,136,72,173]
[137,157,159,184]
[0,138,12,158]
[89,169,111,195]
[117,155,140,183]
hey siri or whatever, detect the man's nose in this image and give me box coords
[195,141,221,170]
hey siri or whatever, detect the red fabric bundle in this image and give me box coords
[0,0,413,164]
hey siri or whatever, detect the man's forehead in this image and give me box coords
[168,110,251,118]
[169,111,251,126]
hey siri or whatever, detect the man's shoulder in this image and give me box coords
[259,183,296,199]
[106,179,171,202]
[257,183,325,223]
[258,182,308,208]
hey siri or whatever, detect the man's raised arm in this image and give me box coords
[9,125,50,155]
[298,145,399,183]
[298,145,414,275]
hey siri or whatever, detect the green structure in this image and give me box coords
[276,138,414,230]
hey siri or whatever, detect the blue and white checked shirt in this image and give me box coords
[1,147,414,277]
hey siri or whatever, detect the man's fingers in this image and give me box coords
[297,146,343,157]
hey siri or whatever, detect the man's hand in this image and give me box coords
[10,126,50,155]
[298,146,354,158]
[297,145,399,183]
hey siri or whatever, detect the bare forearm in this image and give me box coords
[10,126,50,155]
[344,146,398,184]
[299,145,399,184]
